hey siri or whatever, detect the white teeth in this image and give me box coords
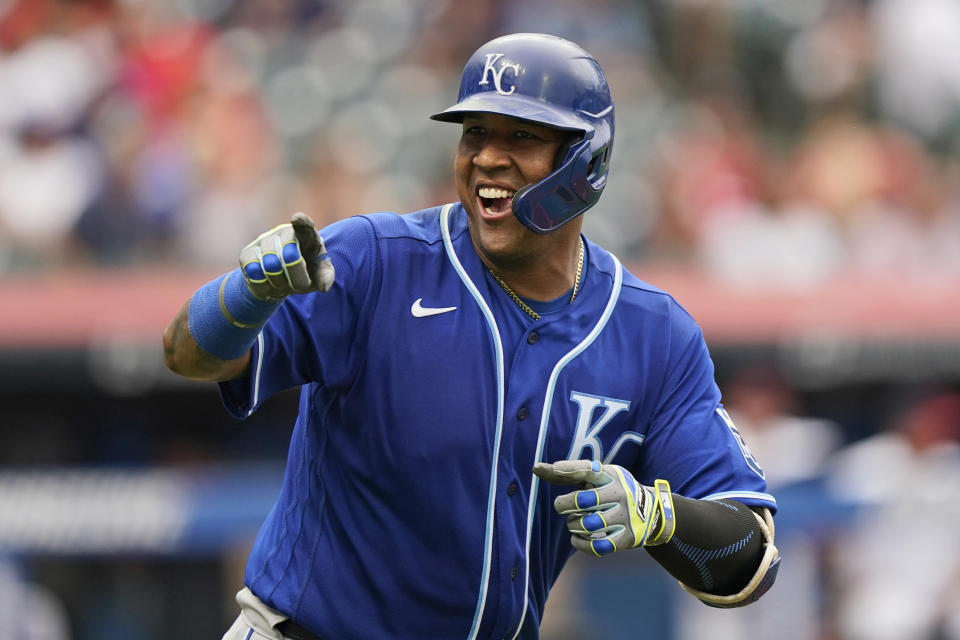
[478,186,515,199]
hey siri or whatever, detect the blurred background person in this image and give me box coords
[827,390,960,640]
[674,363,844,640]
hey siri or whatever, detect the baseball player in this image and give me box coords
[164,33,778,640]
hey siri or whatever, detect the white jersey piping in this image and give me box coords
[440,204,507,640]
[510,253,623,640]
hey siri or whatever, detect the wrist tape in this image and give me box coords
[644,479,677,546]
[188,268,281,360]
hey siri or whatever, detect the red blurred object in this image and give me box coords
[1,265,959,347]
[901,392,960,450]
[0,0,53,50]
[119,21,215,123]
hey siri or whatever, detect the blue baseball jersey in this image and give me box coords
[219,203,776,640]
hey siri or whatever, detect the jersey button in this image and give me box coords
[517,407,529,421]
[510,566,520,579]
[526,331,540,344]
[507,482,519,496]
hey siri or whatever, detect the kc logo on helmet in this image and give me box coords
[479,53,520,96]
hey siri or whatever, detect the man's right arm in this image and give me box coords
[161,212,334,383]
[162,300,251,381]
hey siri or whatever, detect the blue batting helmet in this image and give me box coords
[431,33,615,233]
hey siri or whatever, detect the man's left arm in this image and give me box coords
[533,460,779,607]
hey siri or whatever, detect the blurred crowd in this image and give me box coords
[669,371,960,640]
[1,0,960,285]
[647,0,960,287]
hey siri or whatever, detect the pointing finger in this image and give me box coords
[291,212,320,259]
[533,460,608,487]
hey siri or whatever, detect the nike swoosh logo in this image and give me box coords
[411,298,457,318]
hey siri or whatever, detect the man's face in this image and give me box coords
[455,112,567,266]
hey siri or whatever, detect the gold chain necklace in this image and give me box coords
[489,238,584,321]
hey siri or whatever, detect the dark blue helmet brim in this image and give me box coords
[430,93,593,136]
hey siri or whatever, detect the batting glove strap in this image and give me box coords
[643,479,676,547]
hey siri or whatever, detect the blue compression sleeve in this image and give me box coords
[188,268,282,360]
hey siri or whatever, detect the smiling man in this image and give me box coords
[457,113,573,274]
[163,33,778,640]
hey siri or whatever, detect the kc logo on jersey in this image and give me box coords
[479,53,520,95]
[567,391,644,463]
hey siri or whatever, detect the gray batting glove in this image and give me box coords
[239,212,336,301]
[533,459,676,557]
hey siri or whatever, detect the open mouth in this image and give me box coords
[478,186,515,216]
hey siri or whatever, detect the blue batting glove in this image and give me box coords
[533,459,676,557]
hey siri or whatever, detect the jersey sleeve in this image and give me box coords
[635,303,777,513]
[218,215,380,418]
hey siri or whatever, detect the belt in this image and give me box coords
[276,619,326,640]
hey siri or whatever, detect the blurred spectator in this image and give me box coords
[691,109,848,289]
[0,123,105,268]
[782,0,872,110]
[696,191,847,290]
[0,558,71,639]
[176,84,284,266]
[721,364,842,489]
[787,111,888,227]
[870,0,960,147]
[0,1,115,134]
[655,88,768,262]
[845,128,960,278]
[827,390,960,640]
[0,0,115,268]
[675,364,843,640]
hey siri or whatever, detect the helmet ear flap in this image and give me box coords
[512,137,603,233]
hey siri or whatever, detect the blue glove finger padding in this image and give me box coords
[262,251,283,275]
[282,241,301,264]
[243,261,267,283]
[239,214,333,299]
[575,512,607,534]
